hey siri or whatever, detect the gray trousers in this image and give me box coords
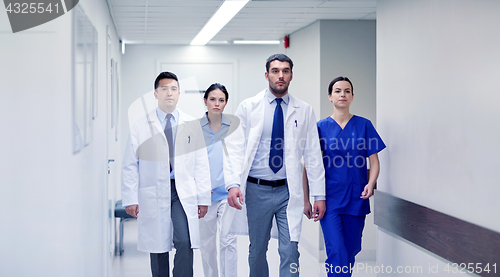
[246,180,300,277]
[150,180,193,277]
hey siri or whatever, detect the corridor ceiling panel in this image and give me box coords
[108,0,376,44]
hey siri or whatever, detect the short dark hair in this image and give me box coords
[328,76,354,95]
[154,71,179,90]
[266,54,293,72]
[204,83,229,101]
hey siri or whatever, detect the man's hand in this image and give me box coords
[227,187,244,210]
[125,204,139,218]
[198,205,208,219]
[303,201,313,219]
[312,200,326,222]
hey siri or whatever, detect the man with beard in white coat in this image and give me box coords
[121,71,211,277]
[224,54,326,276]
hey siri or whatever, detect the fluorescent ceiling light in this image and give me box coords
[190,0,249,46]
[208,40,230,44]
[233,40,281,45]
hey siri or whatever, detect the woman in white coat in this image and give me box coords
[198,83,238,277]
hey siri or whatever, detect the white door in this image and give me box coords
[159,61,238,117]
[104,26,120,276]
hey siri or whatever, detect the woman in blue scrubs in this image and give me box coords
[316,76,385,276]
[199,83,237,277]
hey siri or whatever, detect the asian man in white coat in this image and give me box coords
[121,72,211,277]
[224,54,326,276]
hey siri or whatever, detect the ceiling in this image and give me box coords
[108,0,376,45]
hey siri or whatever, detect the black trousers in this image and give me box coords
[150,180,193,277]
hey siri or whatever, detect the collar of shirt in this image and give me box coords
[200,112,231,128]
[156,107,179,129]
[265,88,290,105]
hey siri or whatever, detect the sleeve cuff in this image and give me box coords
[314,196,326,201]
[226,184,240,191]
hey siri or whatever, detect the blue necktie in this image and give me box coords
[164,114,174,172]
[269,98,284,173]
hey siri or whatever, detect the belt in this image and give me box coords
[170,179,175,183]
[247,176,287,187]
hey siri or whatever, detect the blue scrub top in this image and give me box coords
[317,115,386,216]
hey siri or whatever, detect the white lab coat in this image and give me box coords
[121,109,211,253]
[222,90,325,242]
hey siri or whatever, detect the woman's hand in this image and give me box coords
[313,200,326,221]
[303,201,313,219]
[302,166,315,219]
[361,153,380,199]
[361,184,374,199]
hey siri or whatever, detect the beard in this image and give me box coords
[269,82,289,95]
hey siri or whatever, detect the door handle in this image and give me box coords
[108,159,115,174]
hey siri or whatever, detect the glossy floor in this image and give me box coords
[112,220,376,277]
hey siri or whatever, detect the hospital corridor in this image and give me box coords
[1,0,499,277]
[112,220,377,277]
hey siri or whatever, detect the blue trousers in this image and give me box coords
[320,212,365,276]
[245,181,300,277]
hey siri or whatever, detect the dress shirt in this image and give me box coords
[248,89,288,181]
[156,107,179,179]
[200,112,231,202]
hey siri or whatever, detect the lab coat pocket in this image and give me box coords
[138,186,158,218]
[292,120,305,148]
[293,121,304,133]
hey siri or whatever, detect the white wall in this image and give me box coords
[0,1,121,276]
[286,21,322,118]
[319,20,376,123]
[377,0,500,275]
[119,44,281,152]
